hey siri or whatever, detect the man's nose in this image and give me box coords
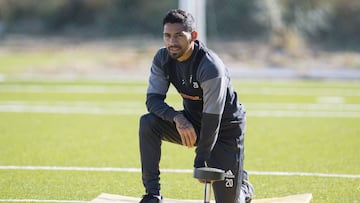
[168,37,178,45]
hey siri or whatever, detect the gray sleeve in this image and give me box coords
[147,56,169,95]
[198,52,228,116]
[202,76,228,115]
[194,55,229,167]
[146,49,181,122]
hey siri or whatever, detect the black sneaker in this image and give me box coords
[242,179,255,203]
[139,193,163,203]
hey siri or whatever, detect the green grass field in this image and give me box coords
[0,78,359,203]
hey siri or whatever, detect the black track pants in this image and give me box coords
[139,113,247,203]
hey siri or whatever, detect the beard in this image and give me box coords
[167,45,186,60]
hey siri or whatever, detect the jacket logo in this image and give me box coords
[192,82,199,88]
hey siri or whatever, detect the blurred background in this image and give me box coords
[1,2,359,202]
[0,0,360,80]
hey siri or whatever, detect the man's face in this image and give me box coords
[163,23,195,61]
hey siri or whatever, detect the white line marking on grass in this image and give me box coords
[247,103,360,111]
[237,87,360,96]
[249,110,360,118]
[0,101,147,115]
[316,96,345,104]
[1,166,359,179]
[249,171,360,179]
[0,165,142,172]
[0,85,147,94]
[1,101,360,117]
[1,85,360,96]
[0,199,86,203]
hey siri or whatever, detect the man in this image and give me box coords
[139,9,254,203]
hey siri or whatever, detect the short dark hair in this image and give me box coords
[162,9,196,32]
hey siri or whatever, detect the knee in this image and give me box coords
[139,113,157,135]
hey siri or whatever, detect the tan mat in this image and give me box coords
[90,193,312,203]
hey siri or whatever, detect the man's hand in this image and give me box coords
[173,114,197,148]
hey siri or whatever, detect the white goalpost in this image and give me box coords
[179,0,207,44]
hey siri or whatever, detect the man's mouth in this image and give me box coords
[169,46,181,52]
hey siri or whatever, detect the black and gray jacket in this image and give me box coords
[146,40,245,168]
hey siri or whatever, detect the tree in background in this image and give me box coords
[0,0,359,49]
[0,0,178,36]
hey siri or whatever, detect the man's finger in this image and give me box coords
[185,128,196,146]
[188,134,197,147]
[182,133,192,147]
[179,131,195,147]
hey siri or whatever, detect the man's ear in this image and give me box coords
[191,31,198,41]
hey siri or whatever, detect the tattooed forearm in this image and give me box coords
[174,114,192,129]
